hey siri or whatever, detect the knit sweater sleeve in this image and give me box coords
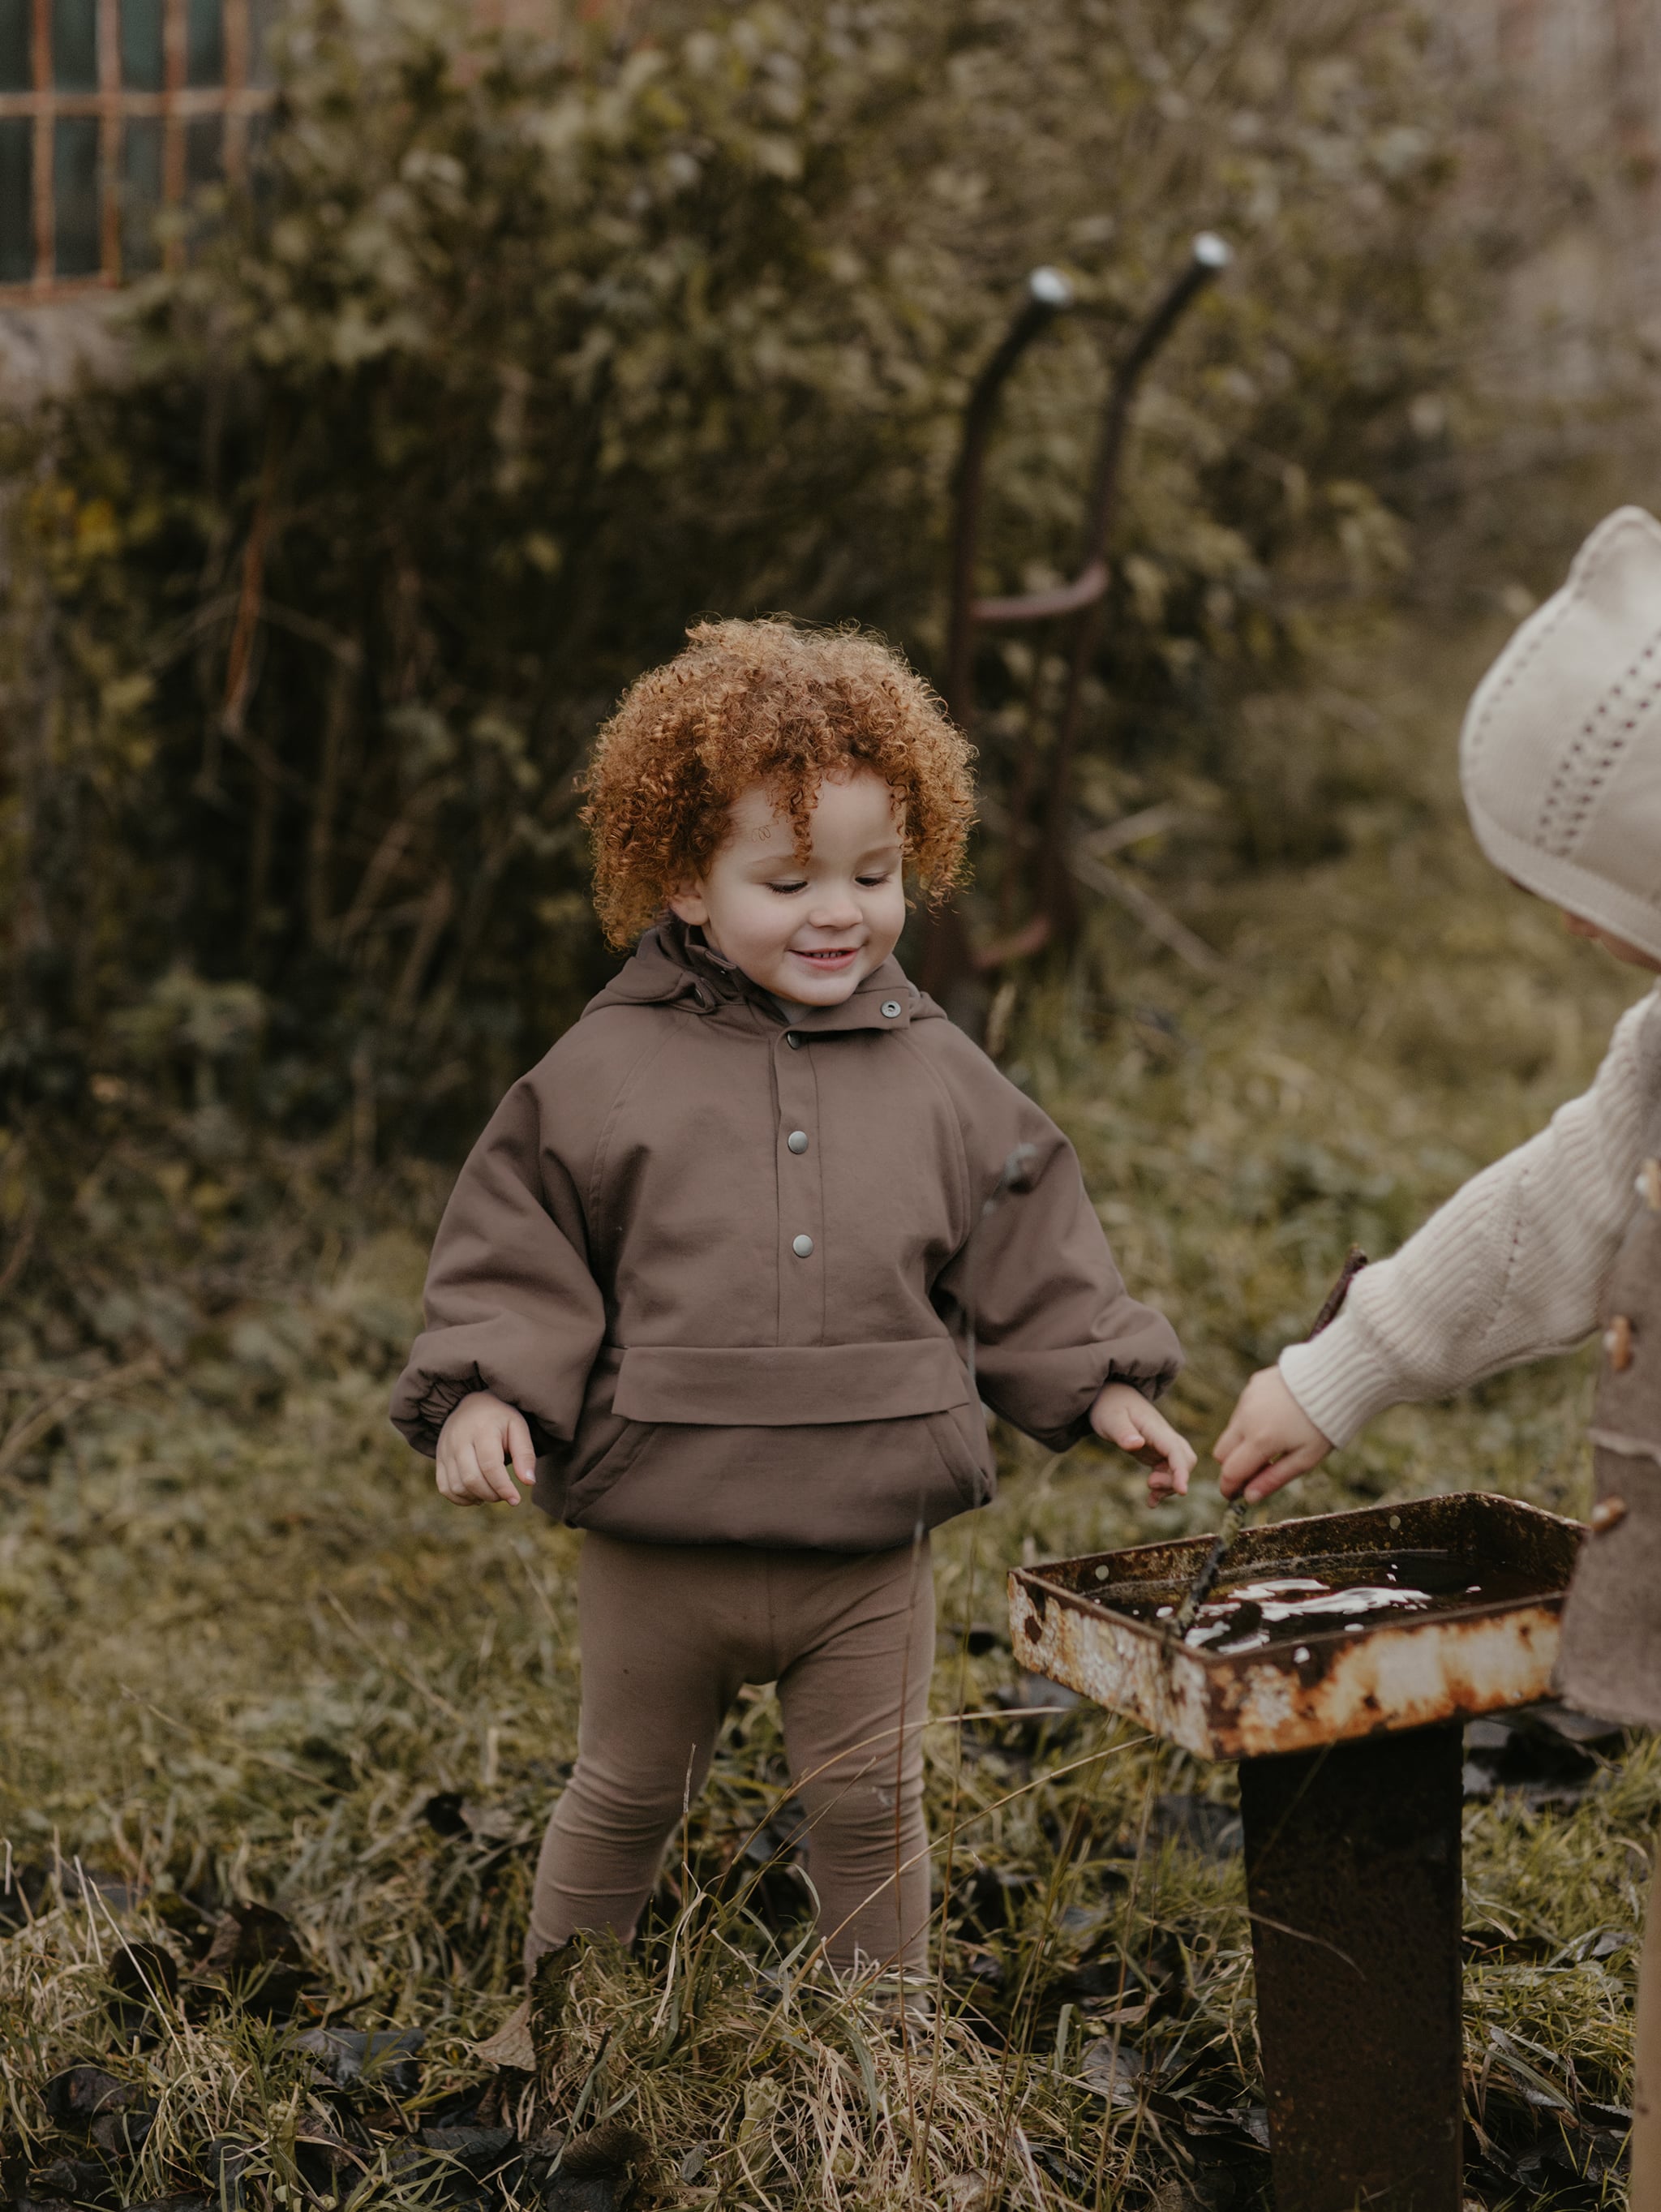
[1279,987,1661,1448]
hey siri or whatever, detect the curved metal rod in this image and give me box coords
[1037,231,1231,941]
[927,234,1229,999]
[973,233,1230,634]
[972,557,1107,626]
[944,264,1075,725]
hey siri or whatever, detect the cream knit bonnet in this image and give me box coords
[1461,505,1661,960]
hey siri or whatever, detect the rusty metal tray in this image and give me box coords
[1008,1491,1582,1761]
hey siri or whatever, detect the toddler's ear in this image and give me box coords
[667,887,709,926]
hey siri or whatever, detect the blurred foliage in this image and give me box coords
[0,0,1472,1179]
[0,14,1648,2197]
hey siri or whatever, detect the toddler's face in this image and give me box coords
[1560,907,1661,974]
[668,768,906,1004]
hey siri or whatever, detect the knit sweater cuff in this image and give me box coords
[1277,1314,1403,1450]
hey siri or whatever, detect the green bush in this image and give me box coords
[2,0,1469,1157]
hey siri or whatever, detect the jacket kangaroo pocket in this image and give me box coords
[560,1347,655,1514]
[564,1414,654,1516]
[561,1338,990,1547]
[925,1402,995,1510]
[568,1411,994,1550]
[612,1338,969,1425]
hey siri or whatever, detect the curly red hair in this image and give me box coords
[580,618,976,949]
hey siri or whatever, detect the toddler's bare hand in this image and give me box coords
[436,1390,536,1506]
[1214,1368,1332,1502]
[1090,1381,1197,1505]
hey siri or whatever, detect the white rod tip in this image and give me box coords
[1027,264,1075,309]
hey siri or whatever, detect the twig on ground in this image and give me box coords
[0,1356,165,1480]
[1071,852,1225,977]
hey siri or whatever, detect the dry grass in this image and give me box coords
[2,615,1655,2207]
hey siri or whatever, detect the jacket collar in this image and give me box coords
[586,917,932,1034]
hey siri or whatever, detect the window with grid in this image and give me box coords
[0,0,274,296]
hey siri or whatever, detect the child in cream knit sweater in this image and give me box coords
[1216,505,1661,2204]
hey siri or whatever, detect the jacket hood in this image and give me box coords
[584,917,942,1036]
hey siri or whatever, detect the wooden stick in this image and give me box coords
[0,1356,164,1480]
[1169,1247,1368,1635]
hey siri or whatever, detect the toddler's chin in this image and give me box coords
[785,975,863,1005]
[772,955,866,1003]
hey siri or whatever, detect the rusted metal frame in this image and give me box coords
[1011,1563,1571,1763]
[919,266,1071,1007]
[972,561,1108,627]
[1006,1492,1582,1761]
[958,239,1230,658]
[1036,234,1230,943]
[937,236,1229,994]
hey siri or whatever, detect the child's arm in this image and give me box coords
[1215,986,1660,1499]
[390,1071,607,1475]
[929,1029,1190,1497]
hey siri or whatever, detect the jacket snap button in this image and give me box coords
[881,1000,901,1019]
[787,1130,809,1153]
[1592,1496,1629,1533]
[784,1032,800,1050]
[792,1234,814,1258]
[1606,1314,1634,1371]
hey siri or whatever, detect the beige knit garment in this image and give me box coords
[1279,985,1661,1448]
[1461,505,1661,965]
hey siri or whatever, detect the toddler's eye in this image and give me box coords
[768,879,808,895]
[856,872,892,888]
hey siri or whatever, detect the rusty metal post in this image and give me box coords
[1238,1724,1464,2212]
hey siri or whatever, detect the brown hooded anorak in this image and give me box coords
[390,922,1181,1550]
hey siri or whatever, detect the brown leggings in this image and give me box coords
[527,1532,935,1976]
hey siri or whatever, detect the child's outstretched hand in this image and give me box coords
[436,1390,537,1506]
[1214,1368,1333,1503]
[1090,1381,1196,1505]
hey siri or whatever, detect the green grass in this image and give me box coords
[2,616,1654,2207]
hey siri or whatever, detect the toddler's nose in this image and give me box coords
[806,892,862,931]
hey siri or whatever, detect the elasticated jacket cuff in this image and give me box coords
[1277,1312,1403,1450]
